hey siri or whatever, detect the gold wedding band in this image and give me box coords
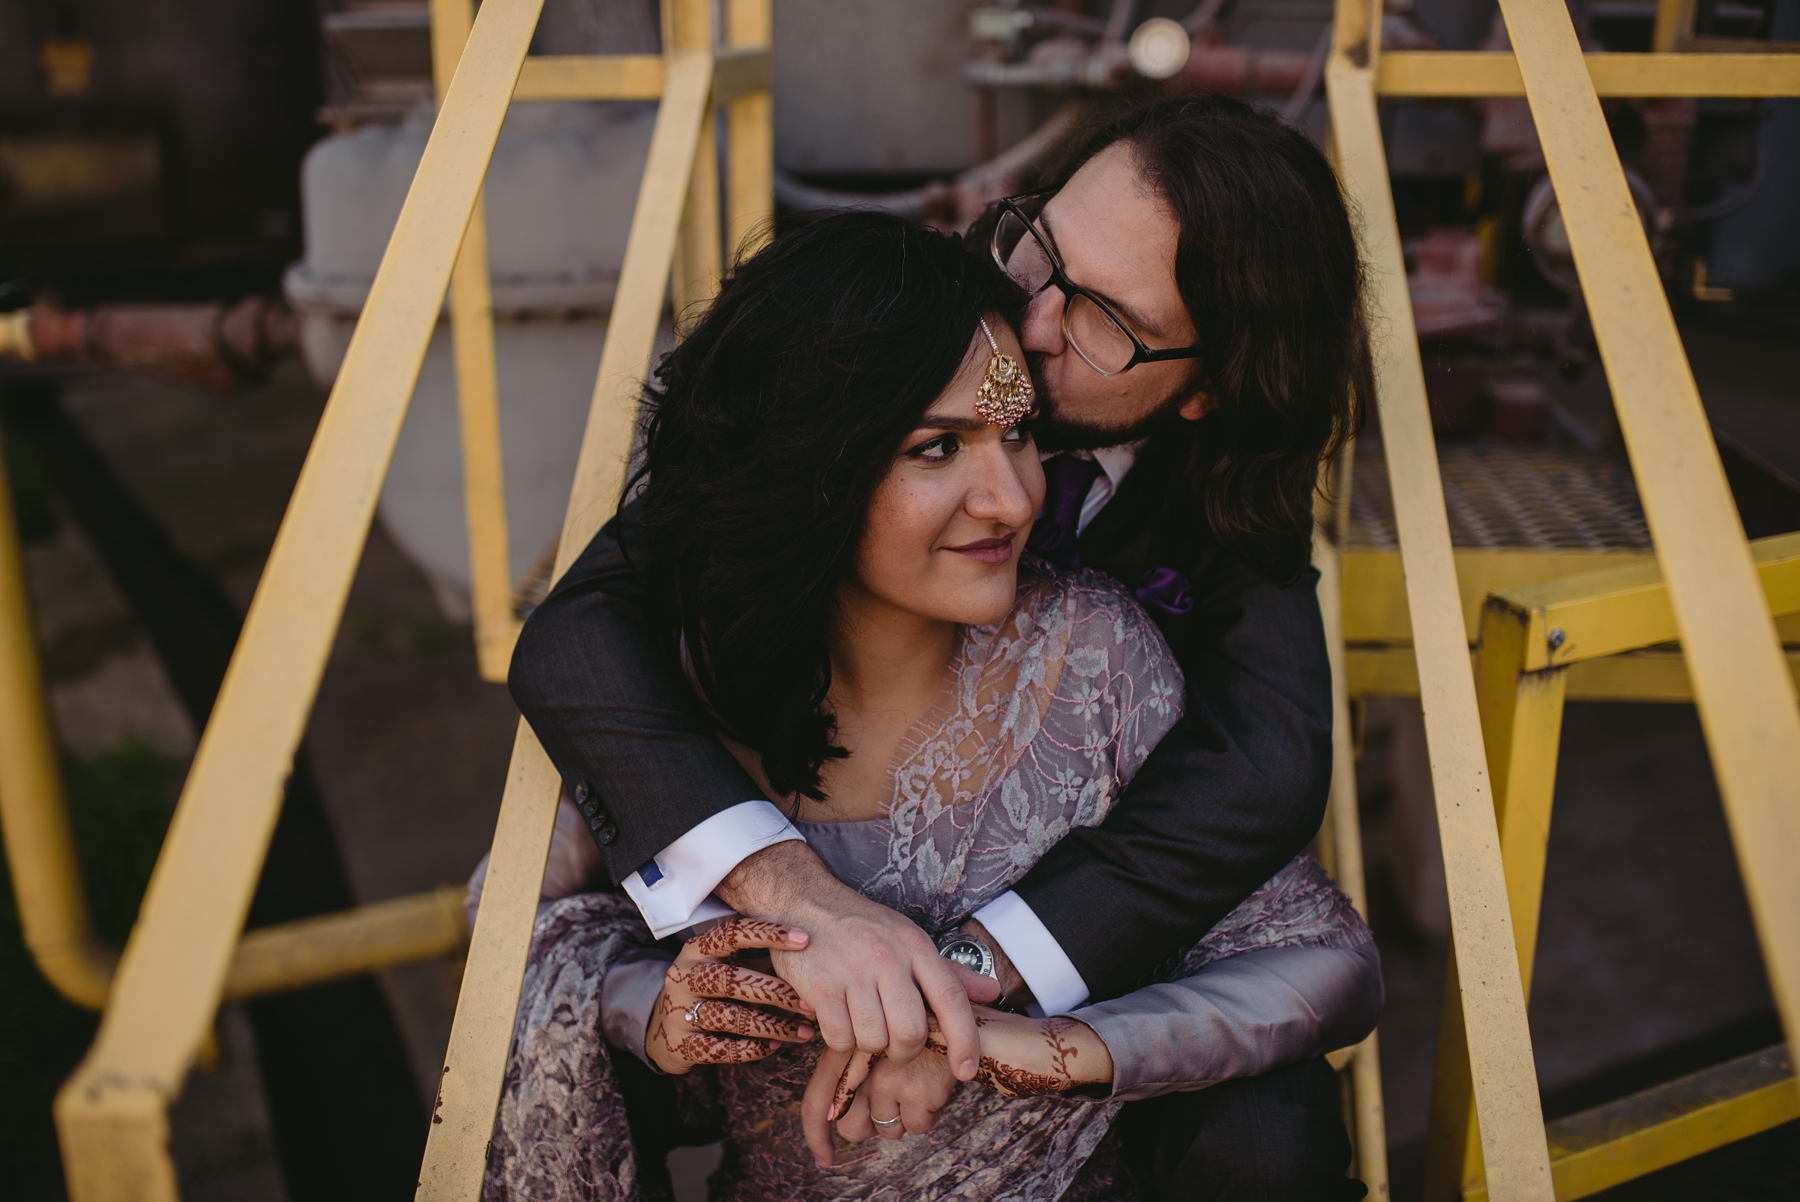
[871,1115,901,1128]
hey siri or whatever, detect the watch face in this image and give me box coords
[939,938,995,979]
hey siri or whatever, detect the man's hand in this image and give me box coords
[718,842,999,1075]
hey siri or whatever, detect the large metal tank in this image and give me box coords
[285,100,655,618]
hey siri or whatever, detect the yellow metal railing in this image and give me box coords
[1325,0,1800,1197]
[442,0,772,681]
[1313,527,1392,1198]
[47,0,770,1196]
[1444,535,1800,1201]
[1329,1,1555,1196]
[0,426,470,1021]
[420,2,770,1196]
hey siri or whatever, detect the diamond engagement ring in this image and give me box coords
[871,1115,901,1129]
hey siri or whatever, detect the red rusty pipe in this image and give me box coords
[1174,40,1316,95]
[4,296,299,394]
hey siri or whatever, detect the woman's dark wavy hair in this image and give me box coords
[634,211,1024,802]
[1035,95,1371,582]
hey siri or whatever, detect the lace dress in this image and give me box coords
[483,564,1366,1202]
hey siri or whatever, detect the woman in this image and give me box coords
[478,213,1378,1201]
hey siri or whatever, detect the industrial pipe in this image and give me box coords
[776,97,1090,226]
[0,295,300,394]
[1172,37,1316,95]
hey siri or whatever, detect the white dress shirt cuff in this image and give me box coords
[973,890,1090,1015]
[621,800,805,939]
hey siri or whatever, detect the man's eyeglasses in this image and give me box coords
[990,194,1204,377]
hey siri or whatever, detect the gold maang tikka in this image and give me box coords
[974,317,1034,426]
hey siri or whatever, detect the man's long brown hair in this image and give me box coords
[1038,95,1371,583]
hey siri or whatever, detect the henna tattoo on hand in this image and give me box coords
[689,918,794,958]
[974,1060,1065,1098]
[1041,1017,1082,1084]
[671,1032,781,1064]
[688,999,806,1040]
[652,921,819,1074]
[828,1051,883,1121]
[687,962,806,1011]
[922,1012,1087,1099]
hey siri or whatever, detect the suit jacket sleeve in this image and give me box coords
[507,498,764,879]
[1010,553,1335,1003]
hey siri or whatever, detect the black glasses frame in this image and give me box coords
[992,194,1205,377]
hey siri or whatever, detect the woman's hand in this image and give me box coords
[646,918,817,1075]
[829,1042,959,1148]
[799,1007,1116,1165]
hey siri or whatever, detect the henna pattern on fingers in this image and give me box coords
[828,1051,883,1121]
[690,918,793,958]
[687,999,807,1040]
[688,962,806,1010]
[672,1032,782,1063]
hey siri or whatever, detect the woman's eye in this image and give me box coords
[1002,422,1035,448]
[907,434,959,463]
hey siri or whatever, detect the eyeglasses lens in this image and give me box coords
[994,202,1139,376]
[993,210,1054,293]
[1064,294,1137,376]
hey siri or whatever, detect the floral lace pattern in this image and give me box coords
[485,562,1362,1202]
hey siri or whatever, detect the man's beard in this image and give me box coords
[1026,352,1198,453]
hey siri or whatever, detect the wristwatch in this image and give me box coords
[936,932,999,981]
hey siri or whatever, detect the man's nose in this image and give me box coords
[1020,287,1066,356]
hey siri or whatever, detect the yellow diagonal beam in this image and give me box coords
[51,2,545,1199]
[1497,0,1800,1053]
[414,39,717,1202]
[1327,48,1554,1202]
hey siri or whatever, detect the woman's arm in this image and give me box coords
[1072,939,1383,1101]
[820,934,1381,1158]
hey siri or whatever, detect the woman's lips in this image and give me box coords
[946,534,1016,565]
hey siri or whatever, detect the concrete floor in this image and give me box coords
[17,298,1798,1199]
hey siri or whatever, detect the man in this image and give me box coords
[509,94,1372,1198]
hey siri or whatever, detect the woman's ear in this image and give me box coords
[1178,393,1215,422]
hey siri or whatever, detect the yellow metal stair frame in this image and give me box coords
[1440,535,1800,1201]
[1324,0,1800,1197]
[446,0,772,682]
[1314,526,1393,1198]
[46,1,771,1198]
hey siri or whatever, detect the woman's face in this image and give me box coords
[850,319,1046,628]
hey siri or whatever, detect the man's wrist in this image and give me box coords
[961,918,1031,1006]
[717,839,846,923]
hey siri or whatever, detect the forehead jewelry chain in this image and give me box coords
[974,317,1035,426]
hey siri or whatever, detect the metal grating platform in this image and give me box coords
[1347,441,1654,551]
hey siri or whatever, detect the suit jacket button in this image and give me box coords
[574,781,591,805]
[596,823,619,845]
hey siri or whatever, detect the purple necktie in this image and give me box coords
[1028,454,1105,570]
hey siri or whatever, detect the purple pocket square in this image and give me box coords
[1135,566,1194,621]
